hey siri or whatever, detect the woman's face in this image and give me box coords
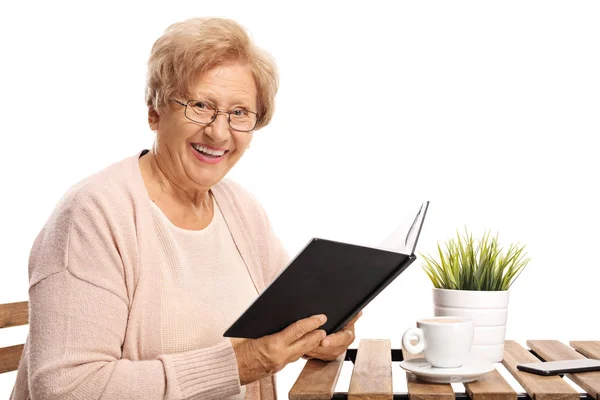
[149,63,257,191]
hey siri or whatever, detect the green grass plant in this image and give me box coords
[421,229,530,291]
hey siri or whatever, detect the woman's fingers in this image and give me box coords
[236,314,331,383]
[279,314,328,360]
[321,328,354,348]
[289,328,327,359]
[303,312,362,362]
[320,311,362,347]
[305,342,348,361]
[280,314,327,345]
[320,311,361,346]
[305,326,356,361]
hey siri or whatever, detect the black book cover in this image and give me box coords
[224,201,429,339]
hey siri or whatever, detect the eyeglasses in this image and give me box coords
[172,99,261,132]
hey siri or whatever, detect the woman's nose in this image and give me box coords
[205,112,231,142]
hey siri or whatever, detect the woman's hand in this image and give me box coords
[304,311,362,362]
[231,314,327,385]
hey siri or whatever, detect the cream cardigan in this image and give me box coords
[11,151,289,400]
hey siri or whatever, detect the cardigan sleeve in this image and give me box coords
[24,189,242,400]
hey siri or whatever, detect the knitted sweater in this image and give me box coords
[10,151,289,400]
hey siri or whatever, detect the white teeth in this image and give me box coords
[192,144,225,156]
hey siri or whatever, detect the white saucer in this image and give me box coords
[399,358,494,383]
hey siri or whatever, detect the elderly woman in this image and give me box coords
[11,17,359,400]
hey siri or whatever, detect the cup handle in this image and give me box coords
[402,327,425,354]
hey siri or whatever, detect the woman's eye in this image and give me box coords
[193,101,210,110]
[232,109,248,117]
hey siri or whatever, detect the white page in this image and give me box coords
[378,201,429,255]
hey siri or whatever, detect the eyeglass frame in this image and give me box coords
[171,99,261,132]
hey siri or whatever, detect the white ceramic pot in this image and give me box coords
[432,288,509,362]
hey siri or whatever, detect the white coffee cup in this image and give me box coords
[402,316,474,368]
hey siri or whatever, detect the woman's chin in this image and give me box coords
[185,154,238,188]
[187,169,225,189]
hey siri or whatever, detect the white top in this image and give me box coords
[151,196,258,399]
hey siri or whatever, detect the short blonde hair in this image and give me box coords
[145,18,279,129]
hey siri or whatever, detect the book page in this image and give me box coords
[378,201,428,255]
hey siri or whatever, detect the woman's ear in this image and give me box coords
[148,107,160,131]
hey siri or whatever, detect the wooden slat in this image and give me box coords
[0,344,24,374]
[528,340,600,400]
[402,341,454,400]
[289,352,346,400]
[570,341,600,359]
[0,301,28,328]
[502,340,578,400]
[348,339,392,400]
[465,369,517,400]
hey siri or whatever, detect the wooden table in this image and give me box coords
[289,339,600,399]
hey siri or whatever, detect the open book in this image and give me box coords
[224,201,430,339]
[379,201,430,254]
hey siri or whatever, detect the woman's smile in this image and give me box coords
[190,142,229,164]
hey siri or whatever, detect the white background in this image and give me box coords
[1,1,599,398]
